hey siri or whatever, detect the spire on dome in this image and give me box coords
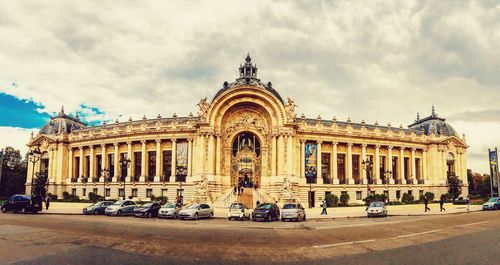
[431,105,436,117]
[239,53,258,79]
[60,105,65,115]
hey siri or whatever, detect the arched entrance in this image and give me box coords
[231,132,261,188]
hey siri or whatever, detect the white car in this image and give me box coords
[178,203,214,220]
[227,202,251,221]
[366,201,387,217]
[281,203,306,222]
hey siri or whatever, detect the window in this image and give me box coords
[72,188,76,196]
[384,190,389,199]
[321,153,331,184]
[337,154,346,181]
[325,191,331,199]
[119,188,125,198]
[396,190,401,199]
[132,188,138,198]
[105,189,111,197]
[379,156,386,182]
[416,158,421,180]
[83,188,87,197]
[120,153,128,180]
[352,154,360,181]
[96,154,102,179]
[74,157,80,178]
[162,150,172,181]
[356,191,362,200]
[177,189,184,197]
[408,190,413,196]
[419,190,424,198]
[146,189,153,198]
[148,151,156,179]
[404,157,409,179]
[93,188,98,195]
[108,154,115,178]
[85,155,90,178]
[162,189,168,198]
[134,152,141,179]
[392,157,398,180]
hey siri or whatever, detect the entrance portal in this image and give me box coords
[231,132,261,188]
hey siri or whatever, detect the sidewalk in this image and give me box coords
[43,202,482,219]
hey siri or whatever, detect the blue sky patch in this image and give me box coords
[0,92,50,128]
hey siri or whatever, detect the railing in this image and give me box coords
[254,188,268,204]
[222,190,234,206]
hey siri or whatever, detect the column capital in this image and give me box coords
[140,140,147,144]
[79,146,84,151]
[347,142,353,147]
[375,144,381,149]
[89,145,94,150]
[361,143,367,148]
[411,147,417,152]
[113,142,119,147]
[300,139,306,143]
[400,146,405,151]
[171,138,177,143]
[332,141,338,146]
[155,139,162,143]
[317,140,323,144]
[126,141,132,145]
[388,145,393,150]
[100,144,106,148]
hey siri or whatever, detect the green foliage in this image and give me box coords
[32,172,48,198]
[0,147,27,197]
[46,193,58,200]
[339,193,350,206]
[88,192,104,203]
[151,195,168,204]
[447,174,463,201]
[473,175,492,198]
[364,194,387,205]
[424,192,435,201]
[62,191,80,202]
[401,193,415,204]
[325,194,339,207]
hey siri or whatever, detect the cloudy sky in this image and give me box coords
[0,1,499,173]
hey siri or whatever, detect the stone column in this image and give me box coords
[423,149,428,182]
[68,148,73,182]
[300,140,305,178]
[272,135,277,176]
[411,148,417,184]
[155,139,161,181]
[375,145,380,184]
[317,140,322,184]
[215,136,220,176]
[347,143,353,184]
[332,142,338,184]
[361,144,367,184]
[101,144,106,182]
[171,139,177,181]
[140,140,146,181]
[79,147,84,182]
[400,147,405,184]
[113,143,119,181]
[287,135,293,176]
[188,138,194,177]
[89,146,94,182]
[208,134,215,175]
[127,141,132,181]
[388,146,394,184]
[277,135,285,176]
[197,136,205,174]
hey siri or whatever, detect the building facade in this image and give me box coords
[26,55,469,207]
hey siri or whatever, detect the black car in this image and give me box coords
[252,203,280,222]
[83,201,114,215]
[1,195,43,214]
[133,202,161,218]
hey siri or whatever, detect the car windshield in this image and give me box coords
[370,202,384,207]
[142,203,154,207]
[113,200,124,205]
[283,204,297,209]
[256,204,272,210]
[163,203,175,208]
[187,204,200,209]
[90,202,101,206]
[487,198,498,202]
[230,204,243,209]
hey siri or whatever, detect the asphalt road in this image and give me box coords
[0,211,499,265]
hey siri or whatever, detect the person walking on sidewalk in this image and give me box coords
[439,195,446,212]
[321,198,328,215]
[466,195,470,212]
[424,195,430,212]
[45,196,50,210]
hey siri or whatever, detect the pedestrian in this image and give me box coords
[424,196,430,212]
[440,195,446,212]
[233,185,237,195]
[256,200,260,207]
[240,186,244,194]
[321,198,327,215]
[45,196,50,210]
[466,195,470,212]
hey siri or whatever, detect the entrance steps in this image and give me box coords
[236,188,253,208]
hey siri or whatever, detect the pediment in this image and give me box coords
[437,136,468,149]
[28,134,57,148]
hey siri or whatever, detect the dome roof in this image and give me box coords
[212,54,285,104]
[408,107,458,137]
[39,107,87,135]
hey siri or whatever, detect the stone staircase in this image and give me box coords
[236,188,254,208]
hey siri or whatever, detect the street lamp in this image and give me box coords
[362,159,373,200]
[102,168,109,198]
[308,182,313,208]
[28,147,41,196]
[119,156,131,200]
[384,170,393,202]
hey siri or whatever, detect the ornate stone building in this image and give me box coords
[26,55,469,207]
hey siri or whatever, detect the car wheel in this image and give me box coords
[148,212,153,218]
[281,218,285,222]
[303,214,306,221]
[252,218,256,222]
[210,212,214,219]
[1,207,6,213]
[266,214,272,222]
[93,209,98,215]
[174,213,179,219]
[494,205,498,210]
[21,208,27,214]
[194,213,198,220]
[117,210,122,216]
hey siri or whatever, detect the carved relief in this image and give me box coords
[285,97,297,120]
[197,97,210,120]
[224,112,268,139]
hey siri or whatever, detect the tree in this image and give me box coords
[339,192,350,206]
[0,147,27,197]
[447,174,463,201]
[32,172,48,198]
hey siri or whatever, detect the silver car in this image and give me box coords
[178,203,214,220]
[158,203,182,219]
[367,201,387,217]
[281,203,306,221]
[105,200,137,216]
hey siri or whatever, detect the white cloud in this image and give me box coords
[0,0,499,173]
[0,126,37,156]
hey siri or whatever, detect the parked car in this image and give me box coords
[252,203,280,222]
[281,203,306,222]
[482,197,500,210]
[105,200,137,216]
[134,202,161,218]
[83,201,114,215]
[1,195,43,214]
[178,203,214,220]
[158,202,182,219]
[227,202,251,221]
[366,201,387,217]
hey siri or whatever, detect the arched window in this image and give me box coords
[447,152,455,176]
[40,152,49,175]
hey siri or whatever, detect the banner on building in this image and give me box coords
[176,141,188,176]
[305,142,317,178]
[489,148,499,196]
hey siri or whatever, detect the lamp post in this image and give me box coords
[102,168,109,198]
[362,159,373,200]
[28,147,41,196]
[119,156,131,200]
[384,170,392,203]
[308,182,313,208]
